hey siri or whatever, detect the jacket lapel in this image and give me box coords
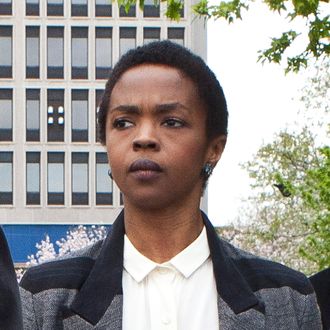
[70,211,125,326]
[202,212,266,329]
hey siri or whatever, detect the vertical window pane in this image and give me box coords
[0,89,12,141]
[0,26,12,78]
[0,0,12,15]
[26,152,40,205]
[48,152,64,205]
[119,4,135,17]
[72,89,88,142]
[72,152,88,205]
[96,152,112,205]
[26,26,40,79]
[71,0,87,16]
[119,27,136,57]
[26,0,39,15]
[143,0,159,17]
[143,27,160,44]
[47,89,64,142]
[0,152,13,204]
[26,89,40,141]
[168,27,184,46]
[95,28,112,79]
[47,27,64,79]
[47,0,63,16]
[72,27,88,79]
[95,89,103,142]
[95,0,112,16]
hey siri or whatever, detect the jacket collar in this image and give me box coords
[71,210,260,325]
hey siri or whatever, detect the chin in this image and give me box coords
[124,191,178,211]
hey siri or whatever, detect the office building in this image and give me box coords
[0,0,207,262]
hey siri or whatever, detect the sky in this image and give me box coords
[206,2,310,226]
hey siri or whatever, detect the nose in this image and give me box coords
[132,123,160,151]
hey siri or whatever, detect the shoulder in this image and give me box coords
[221,239,314,295]
[20,239,103,294]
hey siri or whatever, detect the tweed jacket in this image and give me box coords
[20,211,322,330]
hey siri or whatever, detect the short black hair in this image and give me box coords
[98,40,228,144]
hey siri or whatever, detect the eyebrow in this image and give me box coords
[110,102,188,114]
[109,105,140,114]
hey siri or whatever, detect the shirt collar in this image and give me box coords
[123,226,209,282]
[170,226,209,278]
[123,235,157,283]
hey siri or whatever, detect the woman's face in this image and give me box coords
[106,64,224,210]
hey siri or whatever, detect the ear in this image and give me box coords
[205,135,227,166]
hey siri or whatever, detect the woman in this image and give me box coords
[20,41,322,329]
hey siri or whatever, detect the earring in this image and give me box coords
[108,169,113,179]
[202,163,213,178]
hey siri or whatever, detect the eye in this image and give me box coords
[112,118,134,129]
[163,118,185,128]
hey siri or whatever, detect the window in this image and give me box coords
[26,152,40,205]
[179,0,184,17]
[71,27,88,79]
[143,0,159,17]
[95,27,112,79]
[0,0,11,15]
[143,27,160,44]
[47,89,64,142]
[168,27,184,46]
[119,27,136,57]
[0,26,12,78]
[96,152,112,205]
[26,89,40,141]
[26,0,39,16]
[47,0,63,16]
[95,89,103,142]
[71,0,88,16]
[47,27,64,79]
[72,89,88,142]
[72,152,88,205]
[0,89,12,141]
[95,0,111,17]
[119,4,135,17]
[48,152,64,205]
[0,152,13,205]
[26,26,40,79]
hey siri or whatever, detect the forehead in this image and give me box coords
[110,64,199,105]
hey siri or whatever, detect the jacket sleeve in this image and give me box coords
[20,286,39,330]
[0,227,23,330]
[300,292,323,330]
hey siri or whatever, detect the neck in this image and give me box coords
[124,202,204,263]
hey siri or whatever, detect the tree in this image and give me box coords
[298,146,330,270]
[234,58,330,275]
[27,225,107,267]
[236,127,323,274]
[16,225,107,281]
[119,0,329,72]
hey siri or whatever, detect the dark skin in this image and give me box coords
[106,64,226,263]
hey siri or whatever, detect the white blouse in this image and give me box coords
[122,227,219,330]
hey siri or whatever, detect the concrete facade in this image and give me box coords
[0,0,207,230]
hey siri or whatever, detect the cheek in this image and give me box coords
[169,141,207,174]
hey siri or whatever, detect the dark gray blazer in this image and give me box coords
[20,211,322,329]
[0,227,23,330]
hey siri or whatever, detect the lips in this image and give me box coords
[129,159,162,173]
